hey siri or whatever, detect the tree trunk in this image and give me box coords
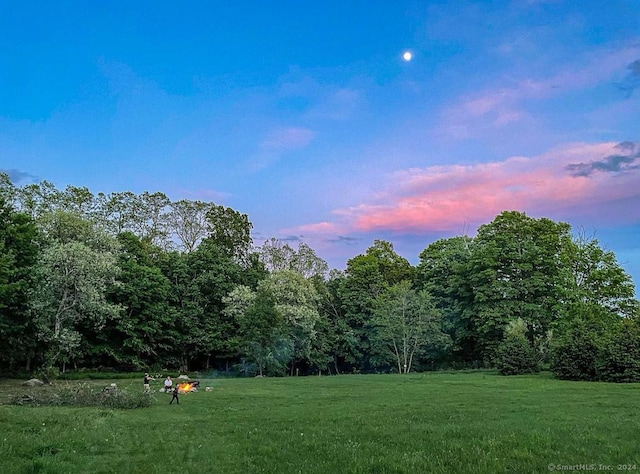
[393,340,402,374]
[180,352,189,373]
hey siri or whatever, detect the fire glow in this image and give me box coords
[177,383,195,393]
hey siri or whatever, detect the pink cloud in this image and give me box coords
[293,222,343,234]
[289,141,640,237]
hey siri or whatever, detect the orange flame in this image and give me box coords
[177,383,193,393]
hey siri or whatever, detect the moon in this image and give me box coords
[402,51,412,62]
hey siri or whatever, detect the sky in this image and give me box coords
[1,0,640,289]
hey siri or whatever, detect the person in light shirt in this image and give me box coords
[164,376,173,393]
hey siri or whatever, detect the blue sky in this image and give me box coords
[1,0,639,289]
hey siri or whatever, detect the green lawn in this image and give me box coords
[0,372,638,473]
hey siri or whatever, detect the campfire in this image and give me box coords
[177,381,199,393]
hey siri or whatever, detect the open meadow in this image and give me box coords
[0,371,638,473]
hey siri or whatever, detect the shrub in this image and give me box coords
[101,390,153,409]
[34,366,61,382]
[495,334,540,375]
[10,382,152,409]
[550,303,629,381]
[550,321,600,381]
[597,319,640,383]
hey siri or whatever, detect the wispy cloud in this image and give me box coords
[280,235,303,242]
[247,126,315,171]
[306,88,362,120]
[438,45,640,138]
[277,67,364,121]
[260,127,314,151]
[325,235,361,245]
[289,141,640,239]
[616,59,640,97]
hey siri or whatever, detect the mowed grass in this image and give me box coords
[0,372,639,473]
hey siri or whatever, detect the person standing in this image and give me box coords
[170,386,180,405]
[143,373,154,393]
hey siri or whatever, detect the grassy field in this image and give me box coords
[0,371,638,473]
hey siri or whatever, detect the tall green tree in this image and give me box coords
[467,211,572,360]
[167,199,213,252]
[416,236,475,362]
[58,185,96,217]
[101,232,177,368]
[30,212,121,370]
[221,284,256,369]
[237,289,288,376]
[257,237,296,273]
[338,240,414,371]
[364,240,415,285]
[258,270,320,374]
[205,205,253,262]
[0,198,40,371]
[370,281,448,373]
[0,172,19,205]
[258,238,328,279]
[310,270,354,374]
[159,236,263,371]
[15,180,61,219]
[131,191,171,249]
[187,238,246,369]
[565,232,637,317]
[94,191,139,235]
[157,250,197,371]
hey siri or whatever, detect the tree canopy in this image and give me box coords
[0,173,638,381]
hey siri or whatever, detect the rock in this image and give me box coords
[205,387,213,392]
[177,375,190,380]
[23,378,44,386]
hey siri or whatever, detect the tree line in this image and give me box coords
[1,173,638,381]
